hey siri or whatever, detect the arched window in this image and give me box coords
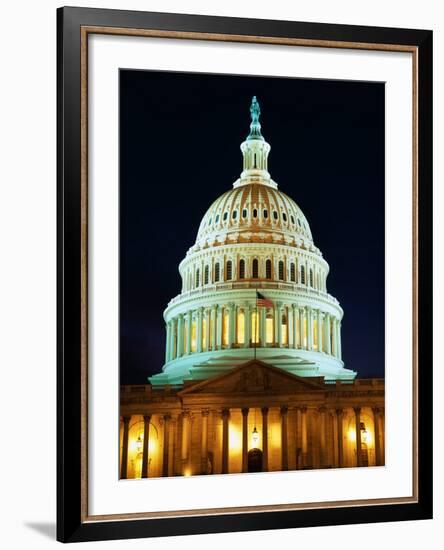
[265,259,272,279]
[282,212,287,222]
[278,260,285,281]
[226,260,233,280]
[242,208,248,218]
[273,210,278,221]
[301,265,306,284]
[239,259,245,279]
[195,269,200,288]
[214,262,220,282]
[232,210,238,220]
[290,214,295,224]
[290,262,296,282]
[253,208,258,218]
[215,214,220,223]
[204,265,209,285]
[263,209,268,219]
[309,269,314,287]
[223,212,228,221]
[252,259,259,279]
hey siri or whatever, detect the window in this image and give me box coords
[263,209,268,219]
[265,259,272,279]
[223,212,228,221]
[214,262,220,282]
[301,265,306,284]
[273,210,278,220]
[242,208,248,218]
[290,214,295,224]
[232,210,237,220]
[290,262,295,282]
[309,269,314,287]
[208,218,212,225]
[204,265,209,285]
[282,212,287,222]
[222,309,229,347]
[239,259,245,279]
[278,260,285,281]
[297,219,301,227]
[237,310,245,344]
[215,214,220,223]
[281,312,288,345]
[252,259,259,278]
[253,208,258,218]
[191,319,197,352]
[195,269,200,288]
[226,260,233,280]
[266,310,274,344]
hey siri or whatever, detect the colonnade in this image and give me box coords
[120,405,384,479]
[165,303,342,362]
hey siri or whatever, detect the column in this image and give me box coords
[354,407,363,467]
[336,408,344,467]
[162,414,170,477]
[307,307,313,350]
[169,319,176,361]
[337,322,342,359]
[260,306,266,346]
[244,304,251,348]
[292,305,298,349]
[216,306,223,349]
[205,308,211,352]
[319,407,327,466]
[288,307,294,348]
[372,407,382,466]
[141,414,151,478]
[299,307,304,349]
[181,411,191,474]
[186,311,192,354]
[301,407,308,468]
[196,308,203,353]
[228,303,235,347]
[169,414,177,476]
[120,415,131,479]
[317,310,323,352]
[221,408,230,474]
[281,406,288,471]
[325,313,331,355]
[261,407,269,471]
[242,408,249,473]
[211,305,217,350]
[201,409,209,474]
[165,322,171,362]
[177,315,184,357]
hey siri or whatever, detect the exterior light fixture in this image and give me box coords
[251,426,259,448]
[136,434,143,451]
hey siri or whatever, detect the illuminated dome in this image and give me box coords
[149,97,356,386]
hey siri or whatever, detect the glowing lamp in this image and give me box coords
[251,426,259,448]
[136,434,143,451]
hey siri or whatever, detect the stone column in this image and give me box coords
[292,305,298,349]
[299,308,304,349]
[221,409,230,474]
[169,414,177,476]
[354,407,363,467]
[170,319,176,360]
[244,304,251,348]
[181,411,191,474]
[274,304,279,347]
[186,311,192,354]
[196,307,203,353]
[319,407,327,466]
[228,303,236,347]
[307,307,313,350]
[120,416,131,479]
[301,407,308,468]
[261,407,269,471]
[337,321,342,359]
[288,307,294,348]
[165,321,171,362]
[211,305,217,350]
[336,408,344,467]
[317,310,323,352]
[201,409,209,474]
[281,406,288,471]
[162,414,170,477]
[325,314,331,355]
[216,306,223,349]
[141,414,151,478]
[205,308,211,352]
[177,315,184,357]
[242,408,249,473]
[372,407,382,466]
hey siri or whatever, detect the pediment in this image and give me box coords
[178,360,324,396]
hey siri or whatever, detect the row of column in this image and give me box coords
[165,304,342,362]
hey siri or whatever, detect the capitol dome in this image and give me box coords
[149,97,356,386]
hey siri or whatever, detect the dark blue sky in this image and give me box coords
[120,70,385,384]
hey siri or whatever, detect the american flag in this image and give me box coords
[256,292,273,308]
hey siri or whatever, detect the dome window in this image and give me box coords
[226,260,233,280]
[195,268,200,288]
[290,262,296,282]
[239,259,245,279]
[253,208,258,218]
[263,209,268,219]
[282,212,287,222]
[301,265,306,284]
[223,212,228,221]
[232,210,238,220]
[297,219,301,227]
[214,262,220,282]
[265,259,272,279]
[273,210,278,221]
[290,215,295,224]
[278,260,285,281]
[204,265,209,285]
[215,214,220,223]
[208,218,212,225]
[252,259,259,279]
[242,208,248,218]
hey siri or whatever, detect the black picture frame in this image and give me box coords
[57,6,433,543]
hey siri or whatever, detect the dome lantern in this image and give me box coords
[238,96,274,188]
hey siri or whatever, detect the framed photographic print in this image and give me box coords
[57,6,433,543]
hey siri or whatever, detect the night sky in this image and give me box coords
[120,69,385,385]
